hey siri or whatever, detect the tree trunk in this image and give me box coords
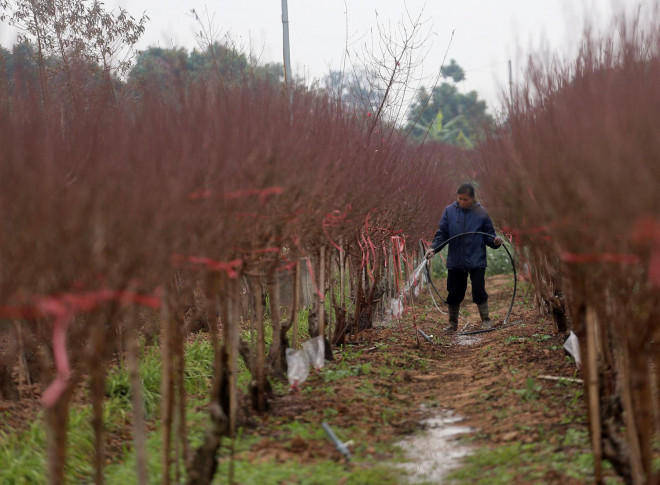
[186,276,230,485]
[249,278,267,413]
[291,262,301,350]
[47,381,76,485]
[266,270,283,377]
[125,310,148,485]
[318,246,326,340]
[160,293,174,485]
[89,315,108,485]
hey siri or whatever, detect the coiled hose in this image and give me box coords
[421,232,517,335]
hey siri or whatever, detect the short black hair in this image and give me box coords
[456,183,475,198]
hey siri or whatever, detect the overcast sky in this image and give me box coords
[0,0,647,114]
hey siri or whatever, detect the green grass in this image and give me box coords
[213,455,403,485]
[513,377,543,402]
[320,360,372,383]
[0,405,95,484]
[447,441,621,484]
[243,305,312,351]
[105,397,210,484]
[0,330,409,484]
[0,419,47,484]
[0,336,216,484]
[207,420,407,485]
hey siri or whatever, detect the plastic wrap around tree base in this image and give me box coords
[303,335,325,371]
[563,331,581,369]
[390,298,404,318]
[286,347,310,391]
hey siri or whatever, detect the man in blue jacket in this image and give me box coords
[425,183,502,331]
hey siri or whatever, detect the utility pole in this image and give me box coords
[281,0,293,101]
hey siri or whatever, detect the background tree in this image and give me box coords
[323,68,384,115]
[406,59,493,148]
[440,58,465,83]
[128,44,283,93]
[0,0,147,104]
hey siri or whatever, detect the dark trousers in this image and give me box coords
[446,268,488,306]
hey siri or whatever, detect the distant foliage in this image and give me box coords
[406,59,493,148]
[128,44,283,89]
[323,68,384,116]
[0,0,147,102]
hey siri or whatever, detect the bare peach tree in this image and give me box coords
[479,11,660,483]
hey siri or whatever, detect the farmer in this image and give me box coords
[425,183,502,331]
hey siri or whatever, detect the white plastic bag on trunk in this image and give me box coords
[563,331,581,369]
[303,335,325,371]
[405,260,427,296]
[286,348,310,391]
[390,297,404,318]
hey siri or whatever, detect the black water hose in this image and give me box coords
[421,232,517,335]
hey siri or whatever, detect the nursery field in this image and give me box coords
[1,3,660,484]
[1,276,630,484]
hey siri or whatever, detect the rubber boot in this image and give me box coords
[477,301,492,329]
[445,304,460,331]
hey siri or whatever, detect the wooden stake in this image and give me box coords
[616,334,647,485]
[291,262,301,349]
[319,246,326,340]
[326,251,335,343]
[585,306,603,483]
[339,240,345,310]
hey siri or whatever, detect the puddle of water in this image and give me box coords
[456,334,481,346]
[398,410,473,484]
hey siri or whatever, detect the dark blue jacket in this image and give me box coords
[431,201,499,270]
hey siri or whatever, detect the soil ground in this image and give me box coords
[237,274,620,483]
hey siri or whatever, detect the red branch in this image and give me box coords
[560,252,640,265]
[171,255,242,278]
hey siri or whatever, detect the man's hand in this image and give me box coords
[493,236,503,246]
[425,248,435,259]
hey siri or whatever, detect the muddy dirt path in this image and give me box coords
[263,275,611,483]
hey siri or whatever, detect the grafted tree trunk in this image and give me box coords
[291,261,301,350]
[227,281,239,438]
[173,299,189,478]
[186,276,230,485]
[0,346,18,401]
[266,267,284,378]
[46,382,75,485]
[318,246,326,340]
[249,277,268,413]
[333,246,348,347]
[89,314,109,485]
[279,263,299,368]
[351,251,384,333]
[160,293,175,485]
[125,309,148,485]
